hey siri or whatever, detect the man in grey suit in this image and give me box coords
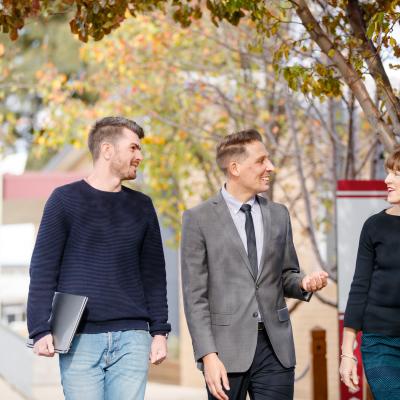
[181,129,328,400]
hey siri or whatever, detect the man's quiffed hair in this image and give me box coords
[216,129,263,174]
[385,144,400,172]
[88,116,144,160]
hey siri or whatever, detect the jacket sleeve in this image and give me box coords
[343,219,374,330]
[27,189,68,342]
[139,198,171,335]
[281,206,312,301]
[181,209,217,362]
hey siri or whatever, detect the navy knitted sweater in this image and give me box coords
[27,180,170,342]
[344,210,400,336]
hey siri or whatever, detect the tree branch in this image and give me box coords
[292,0,396,150]
[346,0,400,137]
[285,90,333,277]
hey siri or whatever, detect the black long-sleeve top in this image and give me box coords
[344,210,400,336]
[27,180,170,342]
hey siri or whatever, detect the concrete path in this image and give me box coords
[0,377,24,400]
[0,377,206,400]
[146,383,206,400]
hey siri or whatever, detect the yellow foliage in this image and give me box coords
[35,70,45,80]
[142,136,155,144]
[36,136,46,145]
[144,136,166,145]
[178,130,187,139]
[72,140,82,149]
[260,110,270,121]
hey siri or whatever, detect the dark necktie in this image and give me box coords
[240,204,258,279]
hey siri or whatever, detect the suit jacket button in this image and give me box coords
[255,284,259,290]
[252,312,259,318]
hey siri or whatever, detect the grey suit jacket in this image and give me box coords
[181,192,311,373]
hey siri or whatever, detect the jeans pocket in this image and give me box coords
[124,330,152,348]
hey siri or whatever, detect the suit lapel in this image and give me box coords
[211,192,255,279]
[257,195,271,282]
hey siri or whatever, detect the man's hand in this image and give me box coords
[301,271,329,292]
[339,355,359,393]
[150,335,167,365]
[33,334,55,357]
[203,353,230,400]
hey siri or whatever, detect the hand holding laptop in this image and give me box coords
[34,334,55,357]
[27,292,88,355]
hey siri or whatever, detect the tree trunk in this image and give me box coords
[285,91,332,275]
[345,93,357,179]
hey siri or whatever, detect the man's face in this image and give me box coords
[110,128,143,181]
[233,141,275,195]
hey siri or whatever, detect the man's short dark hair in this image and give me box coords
[216,129,263,174]
[88,116,145,160]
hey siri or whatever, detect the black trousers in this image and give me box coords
[207,327,295,400]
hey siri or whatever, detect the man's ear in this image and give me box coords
[227,160,240,177]
[100,142,113,161]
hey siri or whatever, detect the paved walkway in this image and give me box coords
[0,377,23,400]
[146,383,206,400]
[0,377,206,400]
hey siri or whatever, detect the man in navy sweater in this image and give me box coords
[27,116,170,400]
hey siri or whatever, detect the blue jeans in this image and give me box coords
[59,330,152,400]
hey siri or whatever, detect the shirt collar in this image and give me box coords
[221,185,256,215]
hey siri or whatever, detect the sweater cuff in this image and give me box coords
[149,322,171,335]
[343,305,364,331]
[31,330,51,344]
[150,331,169,337]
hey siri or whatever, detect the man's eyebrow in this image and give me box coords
[131,143,141,150]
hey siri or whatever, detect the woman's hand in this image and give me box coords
[340,327,360,392]
[339,355,359,392]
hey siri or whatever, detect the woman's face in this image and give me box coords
[385,169,400,205]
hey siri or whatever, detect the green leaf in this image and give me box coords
[366,21,375,39]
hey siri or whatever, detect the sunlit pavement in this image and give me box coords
[0,377,207,400]
[0,377,23,400]
[146,383,206,400]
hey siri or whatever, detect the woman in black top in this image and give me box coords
[340,146,400,399]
